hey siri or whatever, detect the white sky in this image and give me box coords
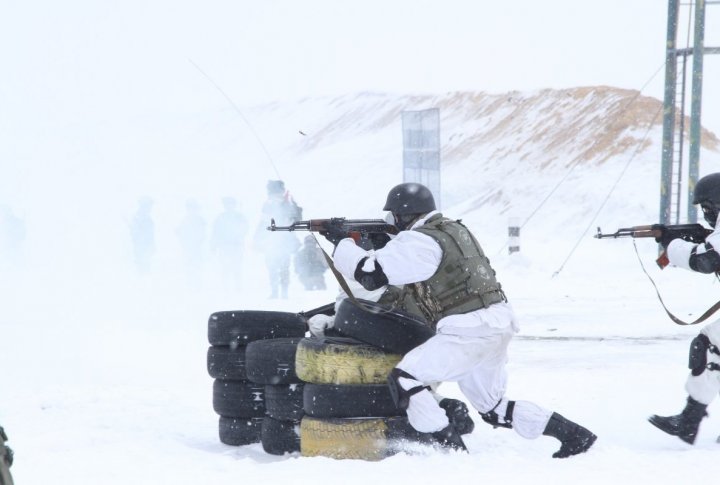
[1,0,718,134]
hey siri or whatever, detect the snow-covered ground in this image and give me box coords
[3,163,720,484]
[5,1,720,481]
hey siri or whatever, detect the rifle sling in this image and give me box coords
[313,234,360,305]
[633,239,720,326]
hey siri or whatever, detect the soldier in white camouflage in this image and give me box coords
[326,182,597,457]
[649,172,720,445]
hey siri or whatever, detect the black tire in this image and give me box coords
[295,337,401,385]
[207,346,247,380]
[265,384,304,421]
[218,416,263,446]
[334,298,434,355]
[300,416,433,460]
[245,338,302,385]
[208,310,306,346]
[303,383,402,418]
[261,417,301,455]
[212,379,265,418]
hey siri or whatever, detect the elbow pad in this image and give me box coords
[353,257,389,291]
[689,244,720,274]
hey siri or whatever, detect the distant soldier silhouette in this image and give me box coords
[129,197,155,274]
[295,235,328,290]
[211,197,248,291]
[255,180,301,299]
[176,198,207,286]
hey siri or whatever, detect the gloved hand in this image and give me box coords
[439,398,475,436]
[321,223,349,246]
[652,224,674,249]
[369,232,392,250]
[308,314,335,338]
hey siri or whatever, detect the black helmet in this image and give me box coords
[693,173,720,227]
[383,183,436,215]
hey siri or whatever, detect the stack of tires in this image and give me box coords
[297,298,439,460]
[207,310,306,447]
[245,337,305,455]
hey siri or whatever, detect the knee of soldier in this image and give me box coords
[689,333,719,376]
[387,368,429,410]
[479,399,515,429]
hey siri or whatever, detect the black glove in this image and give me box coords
[439,398,475,436]
[321,223,348,246]
[369,232,391,250]
[652,224,675,249]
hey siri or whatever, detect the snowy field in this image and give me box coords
[3,1,720,482]
[2,226,719,484]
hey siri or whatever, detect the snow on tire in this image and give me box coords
[300,416,433,460]
[245,338,302,385]
[261,417,300,456]
[302,383,401,418]
[207,345,247,380]
[218,416,263,446]
[212,379,265,418]
[264,384,304,421]
[207,310,306,347]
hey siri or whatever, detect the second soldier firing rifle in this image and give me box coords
[268,217,398,250]
[595,223,712,269]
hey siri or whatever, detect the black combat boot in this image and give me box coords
[432,424,468,452]
[542,413,597,458]
[648,396,708,444]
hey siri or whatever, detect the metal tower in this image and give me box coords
[660,0,719,224]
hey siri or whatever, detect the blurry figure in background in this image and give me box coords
[0,425,13,485]
[129,197,155,274]
[176,198,207,287]
[294,235,328,290]
[0,205,26,271]
[211,197,248,292]
[255,180,301,299]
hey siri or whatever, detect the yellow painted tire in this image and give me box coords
[295,337,402,385]
[300,417,390,461]
[300,416,434,460]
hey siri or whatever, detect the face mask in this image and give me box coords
[393,213,419,231]
[701,203,718,228]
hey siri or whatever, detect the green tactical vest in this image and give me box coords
[409,213,506,326]
[377,285,429,325]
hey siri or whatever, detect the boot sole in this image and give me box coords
[553,433,597,458]
[648,416,696,444]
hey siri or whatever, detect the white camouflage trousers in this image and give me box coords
[396,323,552,438]
[686,319,720,404]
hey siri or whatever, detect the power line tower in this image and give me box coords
[660,0,719,224]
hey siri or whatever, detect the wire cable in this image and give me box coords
[189,59,283,180]
[551,104,664,276]
[493,63,667,257]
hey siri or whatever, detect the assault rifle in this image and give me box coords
[594,223,712,268]
[268,217,399,250]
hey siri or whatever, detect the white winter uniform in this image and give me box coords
[333,211,553,437]
[667,229,720,405]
